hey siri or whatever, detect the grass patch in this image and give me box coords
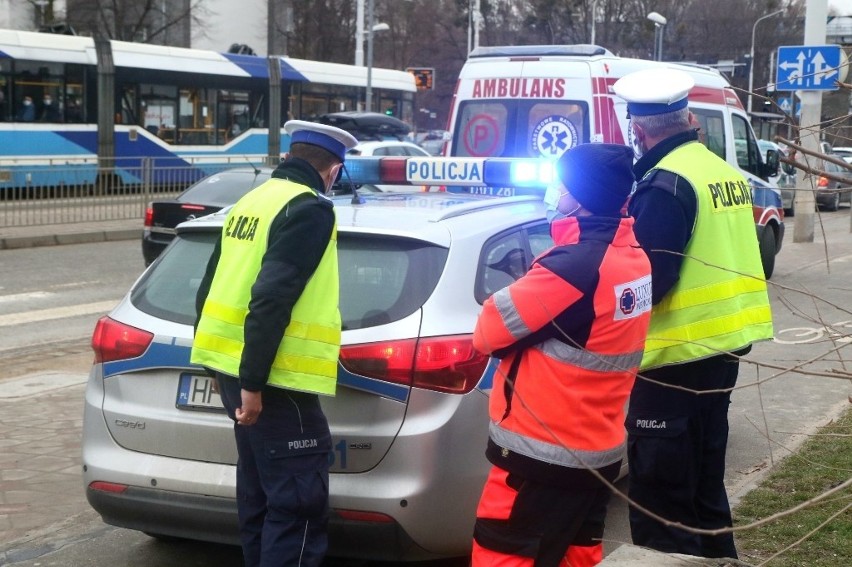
[734,406,852,566]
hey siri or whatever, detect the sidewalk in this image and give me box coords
[0,219,141,250]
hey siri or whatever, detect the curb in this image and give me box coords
[0,228,140,250]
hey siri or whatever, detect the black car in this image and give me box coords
[142,165,380,265]
[142,166,274,265]
[816,158,852,212]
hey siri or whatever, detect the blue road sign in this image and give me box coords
[776,96,802,117]
[776,45,842,91]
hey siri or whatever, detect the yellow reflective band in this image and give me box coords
[644,304,773,353]
[657,275,766,313]
[192,331,244,361]
[202,301,247,326]
[284,320,342,346]
[271,352,339,377]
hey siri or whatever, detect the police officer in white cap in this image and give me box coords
[612,68,773,560]
[192,120,358,567]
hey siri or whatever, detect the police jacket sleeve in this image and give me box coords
[629,170,696,304]
[239,195,335,391]
[473,261,585,355]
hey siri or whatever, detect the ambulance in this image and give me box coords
[443,44,784,278]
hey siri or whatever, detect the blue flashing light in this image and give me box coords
[484,158,557,188]
[341,156,382,185]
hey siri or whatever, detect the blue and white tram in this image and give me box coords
[0,29,416,189]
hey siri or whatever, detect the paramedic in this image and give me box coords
[612,68,774,559]
[471,143,652,567]
[191,120,357,567]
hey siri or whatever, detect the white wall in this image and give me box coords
[192,0,267,54]
[0,0,66,31]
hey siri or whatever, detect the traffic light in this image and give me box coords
[406,67,435,90]
[385,106,395,116]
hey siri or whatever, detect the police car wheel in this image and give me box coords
[759,226,776,280]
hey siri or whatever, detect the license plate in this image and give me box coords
[177,373,225,411]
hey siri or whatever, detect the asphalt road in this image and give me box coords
[2,209,852,566]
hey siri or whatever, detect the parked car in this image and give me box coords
[142,166,273,266]
[143,164,384,266]
[342,140,431,192]
[84,191,554,562]
[415,130,450,156]
[816,157,852,211]
[829,146,852,164]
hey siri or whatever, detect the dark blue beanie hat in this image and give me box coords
[556,143,635,215]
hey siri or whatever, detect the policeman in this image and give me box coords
[191,120,357,567]
[612,69,774,559]
[471,143,652,567]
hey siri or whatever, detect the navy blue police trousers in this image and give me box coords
[625,354,740,559]
[217,374,331,567]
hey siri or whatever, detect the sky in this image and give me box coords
[830,0,852,15]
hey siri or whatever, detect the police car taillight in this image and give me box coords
[91,316,154,363]
[339,335,489,394]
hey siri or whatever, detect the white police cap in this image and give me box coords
[284,120,359,162]
[612,68,695,116]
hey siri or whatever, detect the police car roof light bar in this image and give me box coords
[342,156,558,191]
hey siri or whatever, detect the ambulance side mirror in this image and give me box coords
[763,149,780,178]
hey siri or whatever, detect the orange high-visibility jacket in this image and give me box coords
[474,215,652,483]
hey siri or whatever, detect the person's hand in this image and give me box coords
[235,389,262,426]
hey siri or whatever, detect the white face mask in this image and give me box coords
[543,186,580,222]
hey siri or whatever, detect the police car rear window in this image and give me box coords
[130,231,448,330]
[339,235,447,331]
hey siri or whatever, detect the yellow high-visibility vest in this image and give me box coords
[641,142,773,370]
[191,178,340,396]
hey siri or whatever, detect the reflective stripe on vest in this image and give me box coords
[190,178,341,396]
[490,421,626,469]
[641,142,773,370]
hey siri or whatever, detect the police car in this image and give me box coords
[82,156,556,561]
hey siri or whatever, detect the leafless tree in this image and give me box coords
[65,0,210,46]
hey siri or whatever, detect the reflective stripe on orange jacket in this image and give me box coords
[474,215,652,481]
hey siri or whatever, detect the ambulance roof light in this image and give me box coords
[468,45,613,59]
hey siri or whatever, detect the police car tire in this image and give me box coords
[759,226,776,280]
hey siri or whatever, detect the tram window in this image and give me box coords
[301,95,329,120]
[14,60,63,122]
[65,64,85,123]
[140,84,177,138]
[219,89,251,144]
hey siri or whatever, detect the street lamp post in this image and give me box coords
[748,9,786,115]
[590,0,598,45]
[647,12,667,61]
[365,0,390,112]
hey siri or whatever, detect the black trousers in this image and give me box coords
[625,354,739,559]
[217,374,331,567]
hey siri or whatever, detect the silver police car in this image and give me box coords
[82,190,552,561]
